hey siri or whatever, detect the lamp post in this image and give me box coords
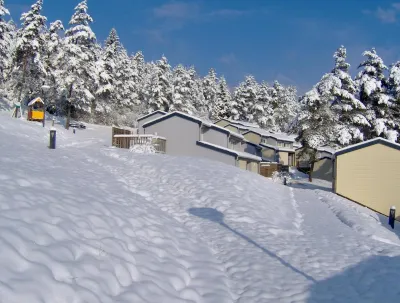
[41,85,51,127]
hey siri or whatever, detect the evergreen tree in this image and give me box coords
[0,0,10,82]
[95,28,119,115]
[210,76,231,120]
[202,68,218,116]
[146,55,172,112]
[131,51,145,104]
[12,0,47,104]
[270,81,300,132]
[355,48,397,141]
[387,62,400,140]
[231,75,258,121]
[43,20,65,113]
[251,82,274,129]
[296,84,336,181]
[116,47,138,107]
[329,46,369,146]
[170,64,196,114]
[63,0,97,121]
[188,65,206,116]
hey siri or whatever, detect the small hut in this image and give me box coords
[27,97,45,122]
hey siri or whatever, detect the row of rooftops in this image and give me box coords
[138,110,400,157]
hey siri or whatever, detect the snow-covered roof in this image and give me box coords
[214,118,260,129]
[260,143,295,153]
[335,137,400,156]
[244,127,296,143]
[230,121,260,128]
[225,123,248,131]
[210,123,244,139]
[143,111,245,140]
[137,110,167,122]
[28,97,44,106]
[197,141,262,162]
[265,132,296,142]
[317,146,335,154]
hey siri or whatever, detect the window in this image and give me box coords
[277,141,284,147]
[284,143,291,148]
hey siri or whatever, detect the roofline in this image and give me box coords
[335,137,400,156]
[143,111,202,128]
[213,118,231,124]
[260,143,278,151]
[196,141,238,158]
[245,141,262,149]
[243,130,262,137]
[263,135,295,143]
[137,110,167,122]
[196,141,261,161]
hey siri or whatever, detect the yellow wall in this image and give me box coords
[244,132,261,145]
[32,111,44,120]
[336,144,400,219]
[279,152,289,165]
[262,148,275,160]
[248,161,259,173]
[238,159,247,170]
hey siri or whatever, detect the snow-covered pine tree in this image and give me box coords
[231,75,258,121]
[43,20,65,113]
[188,66,207,117]
[329,45,369,146]
[210,76,231,120]
[63,0,97,122]
[146,55,172,112]
[0,0,10,83]
[170,64,196,114]
[12,0,47,105]
[269,81,300,132]
[95,28,120,117]
[251,81,275,129]
[131,51,146,104]
[355,48,397,141]
[116,47,138,108]
[296,74,338,181]
[387,61,400,140]
[202,68,218,117]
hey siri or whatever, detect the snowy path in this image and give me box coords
[94,148,400,303]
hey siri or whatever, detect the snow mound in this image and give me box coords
[1,112,400,302]
[0,114,232,303]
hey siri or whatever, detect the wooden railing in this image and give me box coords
[113,134,166,153]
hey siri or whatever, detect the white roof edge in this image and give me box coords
[335,137,400,154]
[197,141,261,161]
[28,97,44,106]
[138,110,167,121]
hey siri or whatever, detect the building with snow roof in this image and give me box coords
[137,110,167,134]
[141,111,261,173]
[333,138,400,220]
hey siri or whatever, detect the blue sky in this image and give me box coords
[4,0,400,93]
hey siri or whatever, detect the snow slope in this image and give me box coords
[1,112,400,303]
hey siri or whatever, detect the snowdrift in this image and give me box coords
[1,113,400,303]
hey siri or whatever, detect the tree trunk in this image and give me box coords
[309,161,314,182]
[17,55,28,113]
[65,83,74,130]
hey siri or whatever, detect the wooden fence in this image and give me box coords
[112,127,166,153]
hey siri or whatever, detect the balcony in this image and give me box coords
[111,127,166,153]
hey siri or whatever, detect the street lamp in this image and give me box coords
[41,85,51,127]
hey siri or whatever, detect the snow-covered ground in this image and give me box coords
[1,112,400,303]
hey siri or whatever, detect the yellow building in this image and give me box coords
[334,138,400,220]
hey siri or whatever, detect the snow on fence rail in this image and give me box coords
[111,127,166,153]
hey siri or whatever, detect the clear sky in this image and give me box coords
[4,0,400,93]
